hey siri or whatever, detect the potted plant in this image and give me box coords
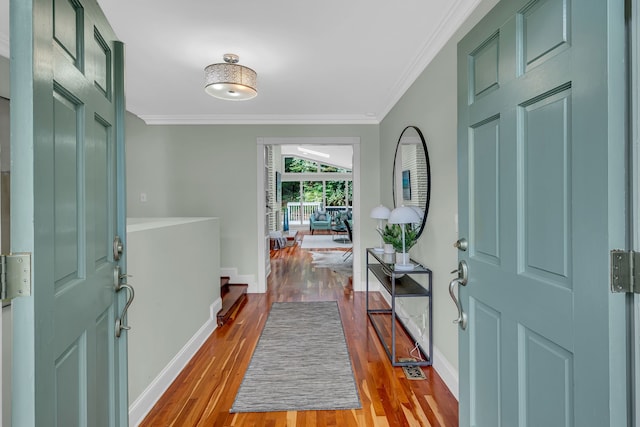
[378,224,395,254]
[378,224,418,262]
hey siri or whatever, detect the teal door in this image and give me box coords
[457,0,628,426]
[10,0,128,425]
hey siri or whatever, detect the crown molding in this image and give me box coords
[378,0,484,121]
[257,136,360,146]
[0,33,9,58]
[137,113,381,126]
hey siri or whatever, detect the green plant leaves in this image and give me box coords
[377,223,418,253]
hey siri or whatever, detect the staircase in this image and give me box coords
[217,277,248,326]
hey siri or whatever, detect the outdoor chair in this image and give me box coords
[309,211,332,234]
[343,219,353,260]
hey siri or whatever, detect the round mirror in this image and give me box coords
[392,126,431,239]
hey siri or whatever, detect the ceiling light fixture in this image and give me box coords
[204,53,257,101]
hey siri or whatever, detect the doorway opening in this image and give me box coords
[256,137,361,294]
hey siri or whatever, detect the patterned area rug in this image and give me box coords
[309,251,353,276]
[230,301,361,413]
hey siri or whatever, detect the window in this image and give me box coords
[281,155,352,224]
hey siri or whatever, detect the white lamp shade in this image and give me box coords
[370,204,391,220]
[408,206,424,221]
[388,205,421,225]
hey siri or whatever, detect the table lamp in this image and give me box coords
[388,205,421,270]
[409,206,424,223]
[370,205,391,252]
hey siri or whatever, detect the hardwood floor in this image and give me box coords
[140,232,458,426]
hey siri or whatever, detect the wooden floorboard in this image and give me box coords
[140,231,458,426]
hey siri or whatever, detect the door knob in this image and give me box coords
[114,266,135,338]
[450,260,468,284]
[449,260,468,330]
[454,238,468,251]
[115,283,135,338]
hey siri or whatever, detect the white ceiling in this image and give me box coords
[281,145,353,170]
[0,0,482,125]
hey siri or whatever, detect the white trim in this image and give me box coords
[432,345,459,400]
[0,34,8,59]
[635,299,640,427]
[138,114,380,126]
[632,1,640,424]
[377,0,484,120]
[256,145,268,294]
[257,137,361,294]
[281,172,352,182]
[220,267,258,294]
[631,2,640,425]
[257,137,360,146]
[0,303,3,427]
[128,298,222,427]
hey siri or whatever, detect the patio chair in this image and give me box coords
[309,211,332,234]
[343,219,353,260]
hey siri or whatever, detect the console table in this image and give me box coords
[365,248,433,367]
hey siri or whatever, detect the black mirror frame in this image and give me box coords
[392,125,431,240]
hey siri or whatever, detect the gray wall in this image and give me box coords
[379,0,499,378]
[127,217,220,423]
[125,115,382,279]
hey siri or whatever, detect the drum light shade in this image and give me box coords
[204,54,257,101]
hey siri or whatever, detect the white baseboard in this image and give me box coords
[128,298,222,426]
[220,267,258,293]
[394,302,459,399]
[432,346,459,400]
[209,298,223,320]
[367,280,459,400]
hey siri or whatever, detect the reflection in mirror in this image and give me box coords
[392,126,431,239]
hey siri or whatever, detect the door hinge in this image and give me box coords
[611,250,640,293]
[0,253,32,301]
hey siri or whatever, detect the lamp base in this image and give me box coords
[395,263,415,271]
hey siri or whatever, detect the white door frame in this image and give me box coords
[256,137,361,293]
[631,1,639,425]
[0,94,12,426]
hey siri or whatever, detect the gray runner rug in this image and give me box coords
[230,301,361,413]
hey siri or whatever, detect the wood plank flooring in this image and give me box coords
[140,231,458,426]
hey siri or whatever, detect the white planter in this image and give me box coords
[384,243,395,254]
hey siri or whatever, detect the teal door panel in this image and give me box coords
[457,0,627,426]
[10,0,128,425]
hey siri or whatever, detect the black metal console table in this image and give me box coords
[365,248,433,367]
